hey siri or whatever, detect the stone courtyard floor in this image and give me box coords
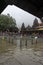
[0,47,43,65]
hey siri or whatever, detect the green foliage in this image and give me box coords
[0,14,16,32]
[32,18,39,28]
[41,17,43,22]
[26,25,31,31]
[21,23,26,31]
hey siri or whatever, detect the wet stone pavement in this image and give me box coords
[0,47,43,65]
[0,37,43,65]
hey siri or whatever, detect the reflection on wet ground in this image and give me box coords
[0,36,43,65]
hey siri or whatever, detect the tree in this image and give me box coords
[9,26,19,32]
[0,14,16,32]
[41,17,43,22]
[21,23,25,31]
[21,23,26,35]
[32,18,39,28]
[26,25,31,31]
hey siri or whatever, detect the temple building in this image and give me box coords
[36,22,43,32]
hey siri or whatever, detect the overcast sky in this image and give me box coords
[1,5,41,28]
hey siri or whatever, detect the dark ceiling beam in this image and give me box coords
[0,0,43,18]
[0,0,7,13]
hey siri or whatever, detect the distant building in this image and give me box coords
[36,22,43,31]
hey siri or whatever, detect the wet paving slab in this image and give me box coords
[0,47,43,65]
[0,37,43,65]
